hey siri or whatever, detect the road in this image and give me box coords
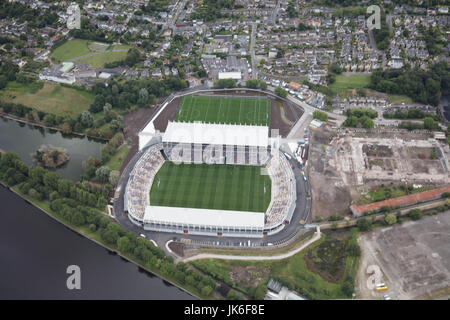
[182,227,321,262]
[250,23,258,79]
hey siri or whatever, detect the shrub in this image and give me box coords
[409,209,422,221]
[384,213,397,225]
[356,218,372,231]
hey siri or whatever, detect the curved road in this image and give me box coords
[182,227,321,262]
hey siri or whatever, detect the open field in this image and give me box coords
[51,39,93,63]
[176,96,270,126]
[74,51,128,68]
[330,74,371,89]
[356,211,450,300]
[104,145,130,171]
[150,162,271,212]
[388,94,414,104]
[0,82,94,117]
[190,230,360,300]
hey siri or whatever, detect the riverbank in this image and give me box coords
[0,112,109,142]
[0,180,201,300]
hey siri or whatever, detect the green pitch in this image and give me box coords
[150,162,271,212]
[176,96,270,126]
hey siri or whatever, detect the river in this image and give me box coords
[0,116,194,299]
[0,117,103,181]
[0,185,195,299]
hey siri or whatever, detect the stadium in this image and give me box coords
[123,93,298,238]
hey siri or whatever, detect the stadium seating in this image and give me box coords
[264,152,296,228]
[125,143,165,222]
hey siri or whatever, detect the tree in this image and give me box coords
[109,170,120,185]
[201,285,213,297]
[80,111,94,128]
[117,236,131,252]
[101,229,119,244]
[138,88,149,106]
[246,79,259,89]
[409,209,422,221]
[313,110,328,121]
[43,171,60,191]
[384,214,397,225]
[346,241,361,257]
[274,87,287,98]
[95,166,111,183]
[341,280,354,297]
[259,81,267,90]
[423,117,437,131]
[356,218,372,231]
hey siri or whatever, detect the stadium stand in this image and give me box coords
[125,143,165,225]
[264,151,296,230]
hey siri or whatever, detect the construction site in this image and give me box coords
[356,212,450,300]
[308,127,450,220]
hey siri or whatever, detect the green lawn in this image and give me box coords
[388,94,414,104]
[176,96,271,126]
[104,145,130,171]
[0,82,94,117]
[330,74,371,89]
[74,51,128,68]
[150,162,271,212]
[51,39,93,63]
[113,44,132,51]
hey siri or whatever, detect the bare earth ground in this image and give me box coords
[309,127,352,220]
[356,211,450,300]
[308,128,450,220]
[121,107,159,172]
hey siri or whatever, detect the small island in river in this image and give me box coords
[34,145,69,168]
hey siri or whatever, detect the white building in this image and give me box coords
[67,3,81,30]
[218,71,242,80]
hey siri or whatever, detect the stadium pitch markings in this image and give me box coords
[150,162,271,213]
[176,96,271,126]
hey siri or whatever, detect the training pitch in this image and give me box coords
[175,96,270,126]
[150,162,271,212]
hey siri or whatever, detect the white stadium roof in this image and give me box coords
[163,121,269,147]
[144,206,265,229]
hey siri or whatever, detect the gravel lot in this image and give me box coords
[356,211,450,300]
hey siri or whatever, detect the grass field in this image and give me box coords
[104,145,130,171]
[176,96,271,126]
[51,39,93,63]
[150,162,271,212]
[0,81,94,117]
[74,51,128,68]
[388,94,414,104]
[330,74,371,89]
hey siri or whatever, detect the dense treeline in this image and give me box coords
[214,78,236,89]
[398,117,441,131]
[0,1,58,29]
[191,0,235,22]
[89,77,188,113]
[369,62,450,106]
[372,9,391,51]
[383,109,439,120]
[343,109,377,129]
[0,152,108,210]
[104,48,143,68]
